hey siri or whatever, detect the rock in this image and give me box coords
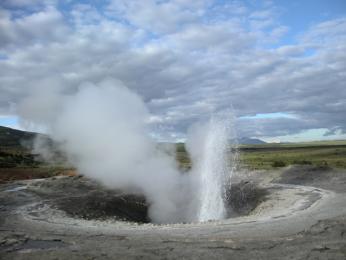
[226,181,268,216]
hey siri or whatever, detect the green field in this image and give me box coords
[239,142,346,170]
[176,140,346,170]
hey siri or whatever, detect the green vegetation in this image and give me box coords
[175,141,346,170]
[271,160,286,168]
[0,126,74,182]
[0,149,39,168]
[175,143,191,170]
[237,140,346,170]
[0,145,75,182]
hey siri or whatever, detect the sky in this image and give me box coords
[0,0,345,142]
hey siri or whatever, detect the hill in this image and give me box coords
[0,126,37,149]
[238,137,266,145]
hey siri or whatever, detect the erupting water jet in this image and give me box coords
[187,112,237,222]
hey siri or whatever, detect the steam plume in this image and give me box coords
[17,78,235,223]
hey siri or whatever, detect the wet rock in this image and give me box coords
[0,233,28,251]
[226,181,268,216]
[56,191,148,223]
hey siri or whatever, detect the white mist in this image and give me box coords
[18,79,237,224]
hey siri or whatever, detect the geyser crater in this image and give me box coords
[38,176,268,225]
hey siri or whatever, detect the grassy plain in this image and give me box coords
[176,140,346,170]
[0,146,75,183]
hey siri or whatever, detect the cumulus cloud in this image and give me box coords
[0,6,68,50]
[0,0,345,140]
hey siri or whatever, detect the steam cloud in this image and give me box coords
[18,79,235,223]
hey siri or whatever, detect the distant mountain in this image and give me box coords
[238,137,266,145]
[0,126,37,148]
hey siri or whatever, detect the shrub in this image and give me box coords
[272,160,286,167]
[293,160,312,165]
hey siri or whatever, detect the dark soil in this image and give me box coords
[56,191,149,223]
[226,181,268,216]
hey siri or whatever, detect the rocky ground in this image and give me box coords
[0,165,346,259]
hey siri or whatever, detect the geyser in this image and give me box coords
[18,79,237,224]
[187,115,234,222]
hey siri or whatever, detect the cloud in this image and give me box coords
[0,1,345,140]
[107,0,211,34]
[0,6,68,50]
[1,0,47,7]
